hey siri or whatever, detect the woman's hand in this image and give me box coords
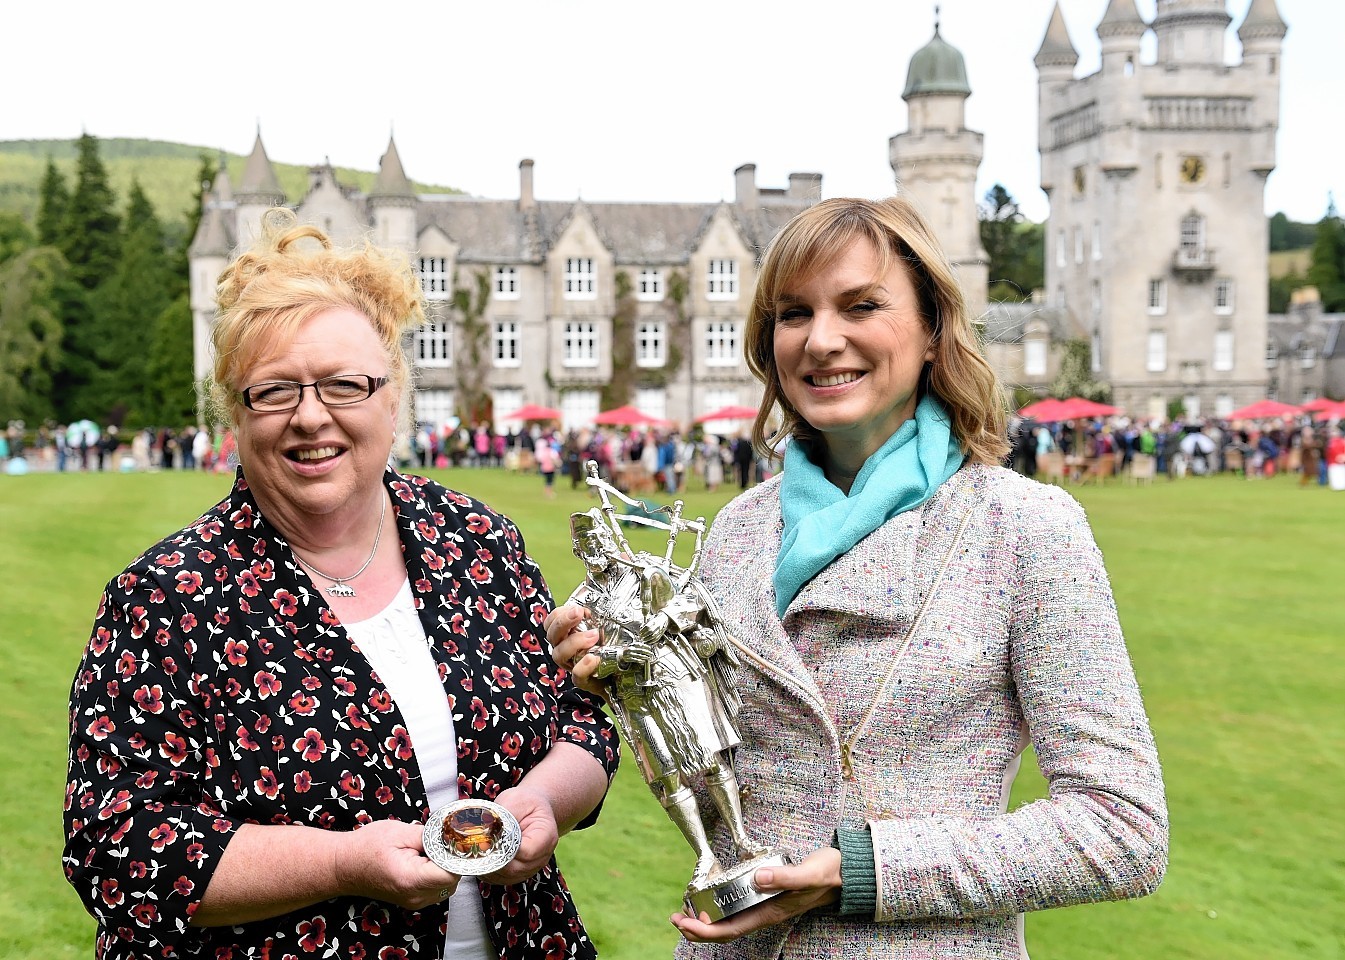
[670,847,842,943]
[544,603,605,697]
[334,820,459,912]
[484,785,560,886]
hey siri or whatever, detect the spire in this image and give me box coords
[1238,0,1287,42]
[1035,2,1079,69]
[1097,0,1147,40]
[189,203,233,258]
[210,150,233,203]
[236,131,284,201]
[370,135,415,199]
[903,19,971,99]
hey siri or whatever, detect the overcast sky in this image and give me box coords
[4,0,1337,224]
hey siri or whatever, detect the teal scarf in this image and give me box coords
[773,395,964,616]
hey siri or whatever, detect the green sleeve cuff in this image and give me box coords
[833,826,878,917]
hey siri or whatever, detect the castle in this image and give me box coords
[190,0,1293,431]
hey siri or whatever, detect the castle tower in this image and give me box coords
[889,13,988,320]
[369,135,417,252]
[1036,0,1286,419]
[234,131,286,248]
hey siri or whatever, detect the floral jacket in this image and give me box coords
[64,470,618,960]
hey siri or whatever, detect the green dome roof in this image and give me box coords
[903,28,971,98]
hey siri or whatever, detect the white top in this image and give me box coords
[344,580,493,960]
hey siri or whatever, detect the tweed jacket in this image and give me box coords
[678,463,1167,960]
[64,470,617,960]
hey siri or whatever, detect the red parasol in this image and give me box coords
[694,404,760,423]
[499,404,562,421]
[1052,397,1121,419]
[592,405,666,427]
[1017,397,1071,421]
[1298,397,1338,413]
[1311,400,1345,421]
[1226,399,1300,421]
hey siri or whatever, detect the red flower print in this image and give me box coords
[383,726,413,761]
[225,541,242,559]
[500,733,522,758]
[198,519,222,541]
[133,684,164,714]
[339,771,364,799]
[236,726,259,751]
[293,770,313,793]
[300,675,322,691]
[466,513,492,535]
[415,520,440,543]
[377,947,409,960]
[116,571,139,591]
[86,716,116,740]
[224,639,248,666]
[443,541,463,562]
[156,551,185,568]
[175,570,204,595]
[344,703,371,730]
[474,597,498,623]
[195,548,215,564]
[374,785,394,804]
[359,903,388,934]
[149,587,166,604]
[491,666,515,689]
[130,903,158,927]
[470,698,489,731]
[160,732,189,765]
[161,655,178,675]
[179,612,197,632]
[368,690,393,713]
[236,569,261,597]
[350,738,370,758]
[468,560,492,584]
[294,728,326,762]
[98,789,132,820]
[541,933,568,960]
[134,770,157,790]
[148,823,177,851]
[449,613,467,635]
[172,874,194,897]
[298,916,327,951]
[89,626,112,656]
[270,590,298,617]
[254,767,281,799]
[254,560,275,581]
[127,861,148,879]
[213,610,230,626]
[185,842,205,862]
[99,878,124,906]
[128,607,150,639]
[253,671,282,698]
[289,692,317,715]
[523,692,545,717]
[423,548,445,572]
[392,480,413,501]
[155,627,172,647]
[224,677,243,697]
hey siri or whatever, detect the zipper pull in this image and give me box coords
[841,742,855,781]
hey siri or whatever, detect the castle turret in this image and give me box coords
[369,135,417,251]
[890,14,987,319]
[1238,0,1288,171]
[1097,0,1146,74]
[1151,0,1231,67]
[234,131,285,247]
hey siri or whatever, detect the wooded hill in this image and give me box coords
[0,138,461,237]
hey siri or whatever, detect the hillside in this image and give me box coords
[0,138,462,234]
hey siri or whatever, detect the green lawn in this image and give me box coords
[2,467,1341,959]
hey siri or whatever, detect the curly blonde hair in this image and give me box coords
[209,208,426,423]
[745,196,1009,466]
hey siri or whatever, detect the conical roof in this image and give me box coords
[1097,0,1147,39]
[189,203,234,258]
[1035,2,1080,68]
[237,132,284,200]
[902,26,971,99]
[210,151,233,203]
[371,135,415,199]
[1238,0,1287,41]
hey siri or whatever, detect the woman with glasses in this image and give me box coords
[63,210,617,960]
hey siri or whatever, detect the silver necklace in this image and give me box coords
[296,494,387,598]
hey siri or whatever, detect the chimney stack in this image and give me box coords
[519,159,535,210]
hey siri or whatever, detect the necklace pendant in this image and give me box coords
[327,582,357,598]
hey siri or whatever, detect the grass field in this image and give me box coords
[2,467,1342,959]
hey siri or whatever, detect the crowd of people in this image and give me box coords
[1008,413,1345,486]
[1,420,239,474]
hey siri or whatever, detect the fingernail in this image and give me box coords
[754,868,773,888]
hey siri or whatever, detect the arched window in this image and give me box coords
[1180,214,1205,259]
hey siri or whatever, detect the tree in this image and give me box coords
[451,269,493,424]
[1048,339,1110,403]
[1269,211,1317,252]
[0,213,34,264]
[87,180,176,425]
[979,184,1043,301]
[61,133,121,291]
[1306,198,1345,311]
[0,247,67,424]
[36,158,70,248]
[169,153,217,298]
[143,294,198,427]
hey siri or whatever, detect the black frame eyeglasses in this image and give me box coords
[239,375,389,412]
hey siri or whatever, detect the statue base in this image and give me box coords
[684,853,791,922]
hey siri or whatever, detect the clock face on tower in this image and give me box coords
[1180,155,1206,184]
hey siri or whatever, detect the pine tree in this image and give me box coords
[1306,197,1345,311]
[169,153,217,299]
[36,159,70,248]
[61,133,121,291]
[979,184,1044,302]
[0,247,66,424]
[144,294,198,428]
[0,213,35,264]
[88,180,175,426]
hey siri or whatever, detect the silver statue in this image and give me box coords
[567,461,787,920]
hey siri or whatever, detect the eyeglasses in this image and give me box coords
[239,375,389,412]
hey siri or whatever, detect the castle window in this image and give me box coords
[1055,230,1066,267]
[418,257,450,300]
[1074,227,1084,264]
[1148,279,1167,315]
[414,318,452,367]
[1124,56,1135,77]
[561,389,600,430]
[1092,221,1102,261]
[1269,55,1277,75]
[636,321,666,367]
[1300,346,1317,369]
[493,321,520,367]
[494,267,519,300]
[707,259,739,300]
[1091,328,1102,373]
[1024,339,1047,377]
[1213,330,1234,372]
[1215,393,1234,417]
[1147,331,1167,372]
[705,320,740,365]
[415,389,455,428]
[636,269,664,302]
[1214,278,1234,315]
[1180,215,1206,260]
[563,321,598,366]
[564,258,596,300]
[1091,279,1102,318]
[1265,342,1278,368]
[635,388,667,422]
